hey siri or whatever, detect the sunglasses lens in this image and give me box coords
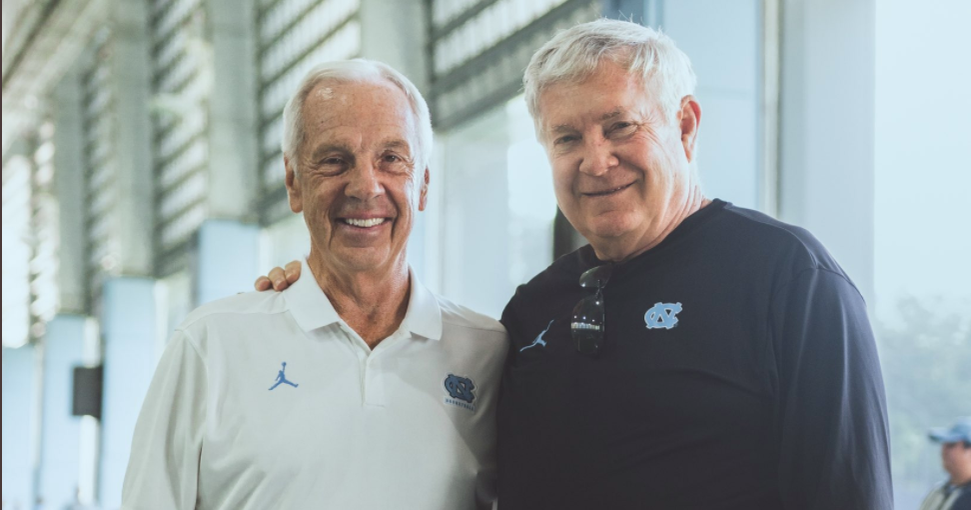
[579,264,613,289]
[572,292,604,355]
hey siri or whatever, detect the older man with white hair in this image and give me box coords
[258,19,893,510]
[495,19,892,509]
[122,60,507,509]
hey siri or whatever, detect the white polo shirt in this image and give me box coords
[122,263,508,510]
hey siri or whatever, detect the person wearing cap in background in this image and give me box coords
[920,417,971,510]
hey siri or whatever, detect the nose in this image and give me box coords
[345,160,383,201]
[578,137,619,176]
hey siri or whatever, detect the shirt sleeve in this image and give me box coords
[770,268,893,510]
[121,329,207,509]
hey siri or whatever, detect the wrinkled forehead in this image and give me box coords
[302,78,419,143]
[534,67,657,133]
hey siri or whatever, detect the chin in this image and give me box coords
[584,212,640,240]
[332,247,394,271]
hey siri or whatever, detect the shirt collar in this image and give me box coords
[283,260,341,332]
[283,260,442,341]
[399,267,443,341]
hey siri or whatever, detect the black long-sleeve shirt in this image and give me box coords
[497,199,893,509]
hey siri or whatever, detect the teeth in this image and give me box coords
[344,218,386,228]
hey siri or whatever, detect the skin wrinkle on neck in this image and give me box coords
[307,248,411,349]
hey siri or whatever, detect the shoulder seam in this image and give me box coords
[440,317,506,335]
[721,207,820,268]
[180,307,293,330]
[169,328,208,431]
[771,266,864,304]
[172,328,205,361]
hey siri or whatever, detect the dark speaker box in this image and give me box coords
[72,365,103,420]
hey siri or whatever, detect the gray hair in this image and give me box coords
[524,19,697,138]
[281,59,433,171]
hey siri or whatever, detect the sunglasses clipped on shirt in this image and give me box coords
[570,264,614,357]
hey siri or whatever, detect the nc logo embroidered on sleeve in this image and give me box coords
[644,302,683,330]
[443,374,476,412]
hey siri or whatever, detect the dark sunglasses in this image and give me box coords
[571,264,614,357]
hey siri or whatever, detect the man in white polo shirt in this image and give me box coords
[121,59,508,510]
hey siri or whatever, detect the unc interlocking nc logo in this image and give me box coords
[444,374,476,404]
[644,302,683,330]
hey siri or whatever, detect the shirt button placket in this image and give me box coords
[363,354,388,408]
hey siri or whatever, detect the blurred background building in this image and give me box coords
[2,0,968,508]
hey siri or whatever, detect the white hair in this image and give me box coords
[524,19,697,138]
[281,59,433,171]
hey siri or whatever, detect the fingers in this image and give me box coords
[254,260,302,292]
[254,276,272,291]
[284,260,302,284]
[268,267,289,291]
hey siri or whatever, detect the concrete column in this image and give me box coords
[2,345,41,510]
[194,219,261,305]
[98,277,156,509]
[359,0,429,93]
[109,0,155,277]
[204,0,259,222]
[87,5,156,506]
[36,314,88,508]
[53,66,88,314]
[778,0,875,303]
[78,319,102,507]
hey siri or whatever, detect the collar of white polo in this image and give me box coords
[283,260,443,341]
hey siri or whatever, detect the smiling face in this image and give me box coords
[285,78,428,277]
[537,61,701,261]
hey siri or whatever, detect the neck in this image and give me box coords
[591,186,710,263]
[952,472,971,486]
[306,251,411,349]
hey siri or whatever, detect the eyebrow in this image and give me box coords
[310,142,354,161]
[600,109,625,121]
[549,108,628,133]
[309,139,413,160]
[381,139,412,154]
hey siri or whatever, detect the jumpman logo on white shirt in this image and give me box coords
[268,362,298,390]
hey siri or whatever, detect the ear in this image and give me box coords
[678,95,702,163]
[284,155,303,213]
[418,166,430,211]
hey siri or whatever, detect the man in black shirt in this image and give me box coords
[257,19,893,509]
[496,19,892,509]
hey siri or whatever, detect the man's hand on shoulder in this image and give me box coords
[254,260,302,292]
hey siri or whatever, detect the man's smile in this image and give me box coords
[339,217,390,228]
[581,181,635,197]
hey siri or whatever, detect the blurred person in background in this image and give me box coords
[123,59,506,509]
[920,418,971,510]
[258,19,893,509]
